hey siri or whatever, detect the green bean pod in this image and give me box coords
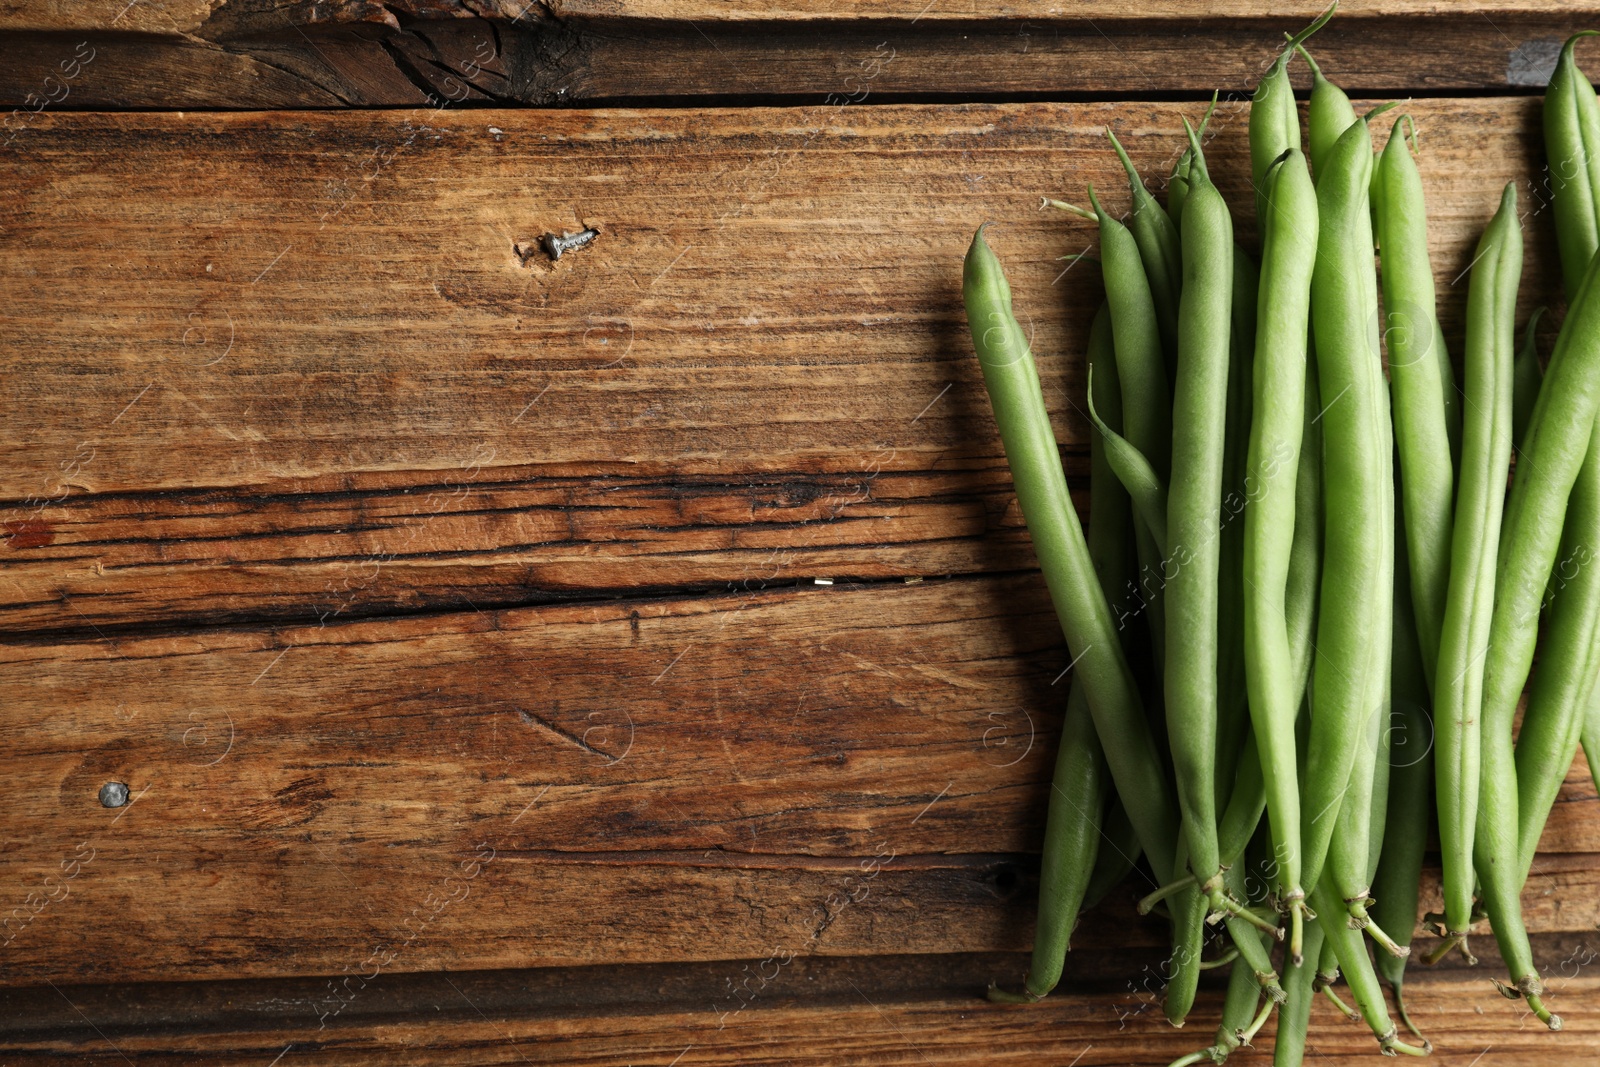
[1083,795,1142,909]
[1515,429,1600,881]
[991,305,1128,1004]
[1240,148,1319,960]
[1434,184,1520,962]
[1298,45,1358,182]
[1249,8,1331,224]
[1512,309,1547,449]
[1376,117,1455,690]
[1107,128,1182,364]
[1301,115,1394,905]
[962,227,1180,882]
[1271,918,1326,1067]
[1475,218,1600,1026]
[1544,31,1600,302]
[1165,121,1234,909]
[1089,187,1173,686]
[1165,839,1208,1027]
[1370,505,1434,1040]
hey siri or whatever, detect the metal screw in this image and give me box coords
[542,227,599,261]
[99,782,129,808]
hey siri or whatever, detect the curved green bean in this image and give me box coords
[1241,146,1318,962]
[1165,119,1235,915]
[1376,116,1455,690]
[1107,128,1182,364]
[1301,113,1393,908]
[1311,877,1429,1056]
[962,226,1180,883]
[1433,184,1520,964]
[1544,31,1600,302]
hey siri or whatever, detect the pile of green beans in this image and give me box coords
[962,9,1600,1062]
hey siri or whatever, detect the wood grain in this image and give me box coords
[1,949,1596,1065]
[9,5,1600,109]
[0,98,1567,635]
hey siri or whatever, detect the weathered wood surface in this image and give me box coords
[3,89,1600,1057]
[0,98,1567,634]
[1,948,1596,1064]
[8,2,1600,109]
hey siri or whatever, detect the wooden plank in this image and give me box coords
[0,951,1596,1065]
[10,14,1600,109]
[1,570,1597,986]
[0,98,1566,634]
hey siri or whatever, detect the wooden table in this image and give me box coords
[1,3,1597,1063]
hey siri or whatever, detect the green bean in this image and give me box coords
[1087,374,1169,556]
[1166,94,1220,235]
[1164,119,1237,918]
[1513,309,1547,449]
[1432,184,1520,965]
[962,226,1180,883]
[1167,863,1278,1067]
[1375,116,1455,690]
[1216,247,1258,800]
[1083,795,1142,909]
[1370,505,1434,1040]
[1165,839,1208,1027]
[1311,937,1357,1021]
[1289,362,1325,708]
[1297,44,1358,182]
[1475,204,1600,1029]
[989,305,1128,1004]
[1107,128,1182,364]
[1240,146,1318,963]
[1544,31,1600,302]
[1301,112,1393,911]
[1515,428,1600,880]
[1061,188,1172,686]
[1249,8,1331,224]
[1272,919,1326,1067]
[1311,878,1429,1056]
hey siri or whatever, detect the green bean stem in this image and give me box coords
[1165,120,1235,913]
[1312,878,1430,1056]
[1301,115,1394,906]
[1376,117,1455,692]
[1433,184,1520,963]
[1370,503,1434,1040]
[962,227,1180,882]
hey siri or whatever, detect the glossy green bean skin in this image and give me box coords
[1515,427,1600,881]
[1301,116,1393,901]
[963,228,1179,882]
[1242,148,1318,931]
[1108,129,1182,364]
[1165,128,1234,902]
[1271,919,1326,1067]
[1370,509,1434,1039]
[1375,120,1454,690]
[1006,305,1128,1002]
[1544,31,1600,302]
[1092,190,1173,681]
[1434,184,1520,957]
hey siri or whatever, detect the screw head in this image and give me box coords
[99,781,129,808]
